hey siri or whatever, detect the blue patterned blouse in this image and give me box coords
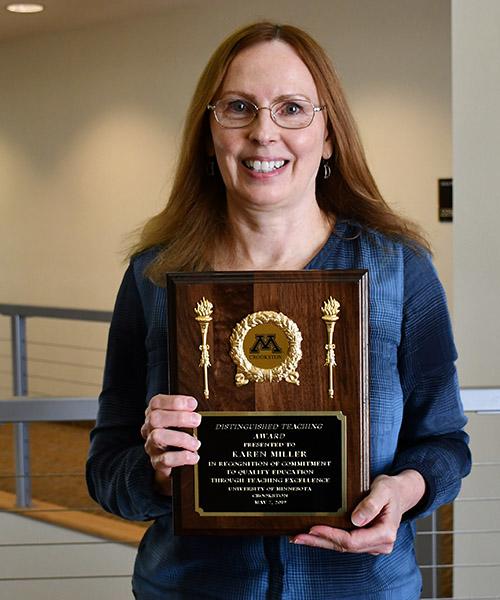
[87,221,471,600]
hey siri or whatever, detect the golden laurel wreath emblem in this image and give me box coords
[229,311,303,386]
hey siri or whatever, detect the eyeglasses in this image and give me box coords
[207,97,326,129]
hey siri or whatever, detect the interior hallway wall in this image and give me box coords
[452,0,500,388]
[1,0,452,316]
[452,0,500,595]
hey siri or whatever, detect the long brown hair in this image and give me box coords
[130,22,428,283]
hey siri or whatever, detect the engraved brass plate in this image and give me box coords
[193,411,347,517]
[229,311,302,386]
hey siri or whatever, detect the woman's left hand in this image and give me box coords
[290,470,426,555]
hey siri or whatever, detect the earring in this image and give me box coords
[207,157,216,177]
[323,160,331,180]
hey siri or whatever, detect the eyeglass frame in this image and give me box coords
[207,97,327,130]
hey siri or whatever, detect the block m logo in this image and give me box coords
[249,334,282,353]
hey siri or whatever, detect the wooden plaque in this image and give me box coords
[167,271,369,535]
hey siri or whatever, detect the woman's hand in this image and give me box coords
[141,394,201,495]
[290,470,426,554]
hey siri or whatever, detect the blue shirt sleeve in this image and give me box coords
[390,247,471,518]
[86,263,171,521]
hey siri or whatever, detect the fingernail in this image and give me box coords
[289,536,303,545]
[351,512,367,526]
[191,413,202,427]
[187,397,198,410]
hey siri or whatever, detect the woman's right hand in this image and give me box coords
[141,394,201,495]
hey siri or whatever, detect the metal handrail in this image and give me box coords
[0,304,111,507]
[0,304,112,322]
[0,396,98,422]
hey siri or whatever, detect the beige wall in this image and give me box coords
[452,1,500,595]
[453,0,500,387]
[0,0,452,397]
[0,0,452,308]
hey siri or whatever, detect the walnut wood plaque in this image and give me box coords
[166,271,369,535]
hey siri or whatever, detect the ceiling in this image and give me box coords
[0,0,189,42]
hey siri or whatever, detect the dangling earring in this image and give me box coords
[207,157,216,177]
[323,160,331,180]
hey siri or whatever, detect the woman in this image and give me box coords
[87,22,471,599]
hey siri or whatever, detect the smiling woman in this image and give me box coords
[207,40,333,269]
[86,21,471,600]
[128,22,430,280]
